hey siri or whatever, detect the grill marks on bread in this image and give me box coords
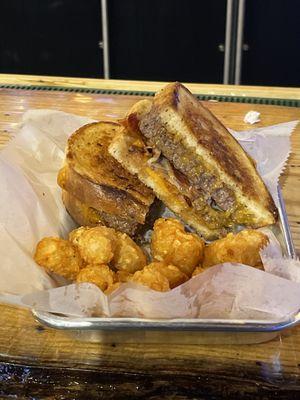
[111,83,277,238]
[59,121,155,236]
[66,122,153,206]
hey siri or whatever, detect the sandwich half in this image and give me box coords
[109,82,277,239]
[58,121,155,236]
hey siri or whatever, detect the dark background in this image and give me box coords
[0,0,299,86]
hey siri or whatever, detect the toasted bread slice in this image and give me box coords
[58,164,149,224]
[112,83,277,238]
[62,190,139,236]
[66,121,154,207]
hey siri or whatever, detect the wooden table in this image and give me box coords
[0,74,300,399]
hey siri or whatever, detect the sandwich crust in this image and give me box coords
[112,83,277,238]
[59,121,155,236]
[66,121,154,206]
[138,83,277,227]
[62,190,140,236]
[58,165,149,224]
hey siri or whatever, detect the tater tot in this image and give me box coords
[116,270,133,283]
[69,226,117,265]
[144,262,188,289]
[151,218,205,276]
[203,229,268,268]
[34,237,83,280]
[68,226,90,244]
[112,232,147,273]
[192,265,206,277]
[131,268,170,292]
[76,264,115,292]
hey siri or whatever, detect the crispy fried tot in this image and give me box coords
[203,229,269,268]
[76,264,115,292]
[116,270,133,283]
[68,226,90,243]
[151,218,205,276]
[69,226,117,264]
[144,262,188,289]
[34,237,83,280]
[131,268,170,292]
[112,232,147,273]
[192,265,206,277]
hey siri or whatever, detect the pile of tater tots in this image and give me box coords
[34,218,268,294]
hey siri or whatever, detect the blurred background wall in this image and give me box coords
[0,0,299,86]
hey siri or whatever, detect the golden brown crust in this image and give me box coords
[144,262,188,289]
[109,83,278,238]
[69,226,117,265]
[58,165,149,224]
[77,264,115,292]
[115,270,133,283]
[112,231,147,273]
[34,237,84,280]
[62,189,104,226]
[192,265,206,277]
[151,218,205,276]
[130,267,170,292]
[66,121,154,206]
[203,229,269,268]
[150,82,277,221]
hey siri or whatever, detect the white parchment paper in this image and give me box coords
[0,109,299,320]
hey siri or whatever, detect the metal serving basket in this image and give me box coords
[33,187,298,345]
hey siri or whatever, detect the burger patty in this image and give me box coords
[140,115,235,212]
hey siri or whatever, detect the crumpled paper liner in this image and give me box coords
[0,109,299,321]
